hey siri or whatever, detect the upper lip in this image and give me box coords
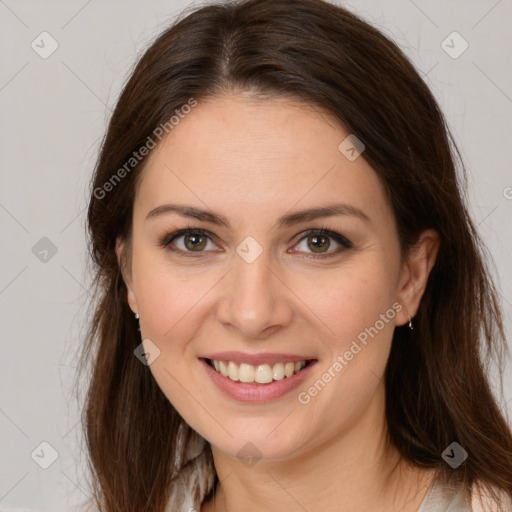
[200,351,316,366]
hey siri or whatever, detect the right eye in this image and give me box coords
[160,228,220,256]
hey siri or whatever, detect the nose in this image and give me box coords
[215,247,294,339]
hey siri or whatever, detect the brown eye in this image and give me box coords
[183,233,208,251]
[162,229,217,255]
[292,228,353,259]
[307,234,330,253]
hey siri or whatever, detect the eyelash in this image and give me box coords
[159,224,353,259]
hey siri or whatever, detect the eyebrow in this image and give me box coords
[145,202,371,228]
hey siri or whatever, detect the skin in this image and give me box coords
[116,92,440,512]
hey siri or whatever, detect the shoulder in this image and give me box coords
[470,480,512,512]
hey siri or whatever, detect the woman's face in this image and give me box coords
[118,93,433,461]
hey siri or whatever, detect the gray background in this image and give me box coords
[1,0,511,510]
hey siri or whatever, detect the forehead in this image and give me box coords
[134,94,391,228]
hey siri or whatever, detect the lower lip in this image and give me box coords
[200,358,317,403]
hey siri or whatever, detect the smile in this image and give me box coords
[199,354,318,402]
[207,358,312,384]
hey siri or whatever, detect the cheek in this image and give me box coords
[132,263,214,422]
[290,259,398,414]
[294,256,398,349]
[132,256,216,345]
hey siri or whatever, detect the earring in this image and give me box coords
[408,315,413,330]
[135,313,140,320]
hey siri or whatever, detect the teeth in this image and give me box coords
[210,359,308,383]
[228,361,239,381]
[255,364,273,384]
[219,360,228,377]
[239,363,255,383]
[273,363,285,380]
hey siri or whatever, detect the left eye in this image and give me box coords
[291,229,353,258]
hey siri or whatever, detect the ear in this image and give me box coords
[115,236,138,315]
[395,229,440,327]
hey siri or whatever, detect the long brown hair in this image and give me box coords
[77,0,512,510]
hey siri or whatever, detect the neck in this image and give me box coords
[201,386,435,512]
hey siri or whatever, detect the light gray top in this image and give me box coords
[22,476,509,512]
[417,478,471,512]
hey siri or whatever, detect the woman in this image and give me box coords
[78,0,512,510]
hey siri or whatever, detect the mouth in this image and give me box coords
[199,355,318,402]
[204,358,315,385]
